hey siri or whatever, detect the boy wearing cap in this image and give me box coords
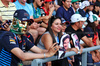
[71,0,80,14]
[65,14,95,66]
[78,1,90,18]
[56,0,74,23]
[0,9,59,66]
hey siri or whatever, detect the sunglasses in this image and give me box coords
[75,2,80,5]
[37,21,42,24]
[40,0,44,2]
[49,2,52,4]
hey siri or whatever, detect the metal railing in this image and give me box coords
[31,45,100,66]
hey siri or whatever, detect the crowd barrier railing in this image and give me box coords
[31,45,100,66]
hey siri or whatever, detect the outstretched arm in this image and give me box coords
[11,43,59,61]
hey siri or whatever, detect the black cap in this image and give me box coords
[95,2,100,6]
[14,9,30,21]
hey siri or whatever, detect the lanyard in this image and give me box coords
[13,33,18,45]
[41,7,49,15]
[13,33,26,52]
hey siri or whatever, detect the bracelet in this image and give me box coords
[44,53,46,58]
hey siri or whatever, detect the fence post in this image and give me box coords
[82,52,87,66]
[31,59,41,66]
[39,62,42,66]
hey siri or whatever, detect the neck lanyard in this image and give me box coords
[13,33,18,45]
[41,7,49,15]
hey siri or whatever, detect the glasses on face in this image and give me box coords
[75,2,79,5]
[40,0,44,2]
[49,2,52,4]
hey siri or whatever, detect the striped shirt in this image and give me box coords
[0,0,16,22]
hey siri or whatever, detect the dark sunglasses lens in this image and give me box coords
[40,0,43,2]
[75,3,79,5]
[49,2,52,4]
[38,21,42,24]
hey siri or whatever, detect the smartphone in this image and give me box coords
[1,20,12,28]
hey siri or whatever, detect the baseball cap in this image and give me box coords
[89,14,100,23]
[94,2,100,7]
[61,18,69,24]
[71,14,87,23]
[80,1,90,9]
[71,0,80,3]
[43,0,52,3]
[90,2,94,5]
[14,9,30,21]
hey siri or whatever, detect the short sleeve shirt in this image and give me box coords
[14,0,33,17]
[84,26,99,45]
[0,1,16,22]
[30,3,41,19]
[56,6,74,22]
[65,25,85,49]
[0,31,34,66]
[40,7,49,16]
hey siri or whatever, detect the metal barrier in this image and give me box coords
[31,45,100,66]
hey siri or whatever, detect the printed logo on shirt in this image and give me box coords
[9,36,16,44]
[27,38,32,43]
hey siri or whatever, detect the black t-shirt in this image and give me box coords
[84,26,99,45]
[92,9,99,15]
[65,25,85,49]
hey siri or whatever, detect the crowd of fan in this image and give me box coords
[0,0,100,66]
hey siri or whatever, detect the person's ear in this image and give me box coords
[62,1,65,5]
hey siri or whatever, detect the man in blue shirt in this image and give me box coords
[56,0,74,23]
[0,9,59,66]
[14,0,33,19]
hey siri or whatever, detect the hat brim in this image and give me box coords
[62,21,70,24]
[98,17,100,21]
[79,17,87,21]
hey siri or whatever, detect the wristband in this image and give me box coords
[44,53,46,58]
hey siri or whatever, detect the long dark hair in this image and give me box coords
[46,16,62,43]
[87,20,97,34]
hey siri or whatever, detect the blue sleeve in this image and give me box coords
[67,57,71,60]
[2,32,19,52]
[84,27,94,38]
[56,7,63,18]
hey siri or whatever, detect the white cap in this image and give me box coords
[80,1,90,9]
[98,18,100,21]
[71,14,87,23]
[89,14,100,23]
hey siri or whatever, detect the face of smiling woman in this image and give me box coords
[51,19,62,35]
